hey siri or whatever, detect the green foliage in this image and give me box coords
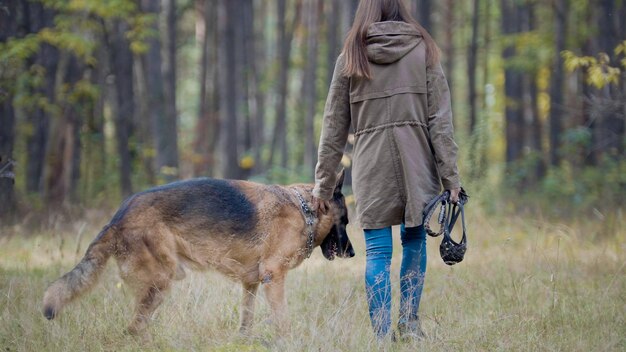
[504,124,625,215]
[13,65,58,116]
[68,79,100,105]
[562,47,625,89]
[505,151,544,187]
[2,0,154,118]
[39,27,95,61]
[560,126,592,153]
[127,14,158,54]
[63,0,136,18]
[541,157,626,211]
[502,31,553,73]
[0,35,41,63]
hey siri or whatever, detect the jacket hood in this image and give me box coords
[366,21,422,64]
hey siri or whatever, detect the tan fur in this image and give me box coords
[42,181,340,339]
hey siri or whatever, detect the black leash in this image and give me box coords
[423,190,451,237]
[422,188,469,265]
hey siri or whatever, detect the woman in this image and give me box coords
[312,0,461,340]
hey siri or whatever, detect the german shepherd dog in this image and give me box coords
[43,170,354,338]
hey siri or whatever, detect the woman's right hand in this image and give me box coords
[312,196,330,214]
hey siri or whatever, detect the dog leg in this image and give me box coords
[126,284,169,339]
[263,273,290,335]
[239,282,259,335]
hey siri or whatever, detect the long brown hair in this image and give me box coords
[342,0,440,79]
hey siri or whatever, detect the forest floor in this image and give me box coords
[0,206,624,351]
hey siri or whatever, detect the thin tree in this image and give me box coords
[82,40,108,199]
[594,0,624,157]
[302,0,322,174]
[43,55,85,205]
[194,0,220,176]
[520,2,544,183]
[326,0,341,89]
[236,0,251,178]
[412,0,432,32]
[468,0,480,134]
[0,0,18,223]
[160,0,180,181]
[137,0,166,184]
[219,0,242,179]
[548,0,568,166]
[107,19,135,196]
[501,0,524,165]
[243,0,267,175]
[442,0,454,92]
[268,0,303,171]
[24,2,57,194]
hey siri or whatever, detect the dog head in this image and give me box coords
[320,169,355,260]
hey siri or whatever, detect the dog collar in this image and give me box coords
[293,189,316,258]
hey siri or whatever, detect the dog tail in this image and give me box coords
[42,224,117,320]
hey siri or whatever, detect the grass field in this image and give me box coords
[0,206,624,351]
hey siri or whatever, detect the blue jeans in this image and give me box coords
[364,224,427,337]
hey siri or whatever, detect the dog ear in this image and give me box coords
[334,168,345,194]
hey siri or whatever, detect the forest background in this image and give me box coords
[0,0,625,222]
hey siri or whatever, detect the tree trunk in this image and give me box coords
[302,0,322,174]
[481,0,492,106]
[467,0,480,134]
[243,0,266,175]
[108,19,135,197]
[160,0,180,181]
[194,0,221,177]
[236,0,251,178]
[0,0,18,224]
[501,0,524,165]
[340,0,353,32]
[529,74,545,179]
[548,0,568,166]
[138,0,166,184]
[269,0,288,169]
[195,0,209,177]
[195,0,216,176]
[524,3,544,181]
[622,2,626,156]
[581,2,598,166]
[25,2,57,194]
[442,0,454,92]
[83,40,108,200]
[268,0,303,171]
[595,0,624,157]
[219,0,242,179]
[350,0,359,19]
[0,92,16,223]
[44,56,84,205]
[412,0,432,32]
[326,0,341,89]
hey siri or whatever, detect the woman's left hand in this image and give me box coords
[312,196,330,214]
[449,187,461,204]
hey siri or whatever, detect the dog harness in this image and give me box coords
[422,188,469,265]
[293,189,316,258]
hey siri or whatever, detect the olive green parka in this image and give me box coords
[313,21,461,229]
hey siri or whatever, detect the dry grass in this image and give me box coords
[0,206,624,351]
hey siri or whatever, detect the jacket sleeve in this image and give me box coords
[427,63,461,190]
[313,55,351,200]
